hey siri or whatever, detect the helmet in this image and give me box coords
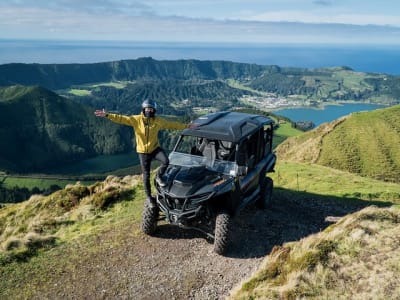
[142,99,157,117]
[141,99,157,110]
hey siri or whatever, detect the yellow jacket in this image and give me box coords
[106,113,187,154]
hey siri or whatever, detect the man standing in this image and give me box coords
[95,99,192,207]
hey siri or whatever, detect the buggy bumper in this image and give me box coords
[156,192,214,225]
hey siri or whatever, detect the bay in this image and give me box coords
[274,103,387,126]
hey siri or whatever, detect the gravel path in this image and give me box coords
[30,192,368,299]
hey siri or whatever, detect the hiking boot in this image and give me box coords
[155,176,167,187]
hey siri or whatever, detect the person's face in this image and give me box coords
[144,107,155,113]
[143,107,155,117]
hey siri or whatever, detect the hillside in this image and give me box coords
[0,163,400,299]
[276,105,400,183]
[1,162,399,298]
[0,85,133,173]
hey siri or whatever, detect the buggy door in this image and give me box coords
[237,127,265,196]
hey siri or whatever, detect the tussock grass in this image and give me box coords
[230,206,400,300]
[0,175,141,265]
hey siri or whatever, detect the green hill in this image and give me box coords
[0,85,133,173]
[276,105,400,183]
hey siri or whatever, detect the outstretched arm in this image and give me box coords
[95,109,136,127]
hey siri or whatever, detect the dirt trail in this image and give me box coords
[30,192,369,299]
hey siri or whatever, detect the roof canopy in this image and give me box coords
[183,111,273,143]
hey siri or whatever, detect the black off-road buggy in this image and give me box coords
[141,111,276,254]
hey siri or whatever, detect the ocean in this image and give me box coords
[1,39,400,75]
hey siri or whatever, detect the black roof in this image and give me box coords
[183,111,274,143]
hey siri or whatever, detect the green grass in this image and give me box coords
[66,81,131,96]
[226,79,268,95]
[89,81,131,89]
[271,161,400,203]
[68,89,91,96]
[273,122,303,148]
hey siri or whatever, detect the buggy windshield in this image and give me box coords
[169,152,238,176]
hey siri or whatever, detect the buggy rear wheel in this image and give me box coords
[141,202,159,235]
[213,211,231,255]
[257,176,273,209]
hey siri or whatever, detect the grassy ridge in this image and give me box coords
[230,206,400,300]
[0,175,143,266]
[277,105,400,183]
[230,161,400,299]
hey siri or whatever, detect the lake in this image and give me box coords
[274,103,387,126]
[47,151,140,175]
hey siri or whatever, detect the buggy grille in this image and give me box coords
[161,192,213,211]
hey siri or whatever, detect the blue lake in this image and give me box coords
[47,152,139,175]
[274,103,387,126]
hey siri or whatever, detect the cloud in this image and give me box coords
[0,0,155,16]
[1,1,400,44]
[244,10,400,27]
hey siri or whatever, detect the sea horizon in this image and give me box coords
[1,39,400,75]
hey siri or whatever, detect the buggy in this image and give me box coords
[141,111,276,254]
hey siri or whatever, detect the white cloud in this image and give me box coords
[1,1,400,44]
[244,11,400,27]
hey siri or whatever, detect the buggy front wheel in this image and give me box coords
[141,202,159,235]
[213,211,231,255]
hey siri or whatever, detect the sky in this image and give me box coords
[1,0,400,44]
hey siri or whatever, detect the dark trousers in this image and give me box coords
[138,147,169,198]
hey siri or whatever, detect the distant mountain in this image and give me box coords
[0,86,133,172]
[1,58,399,108]
[276,105,400,183]
[0,58,266,89]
